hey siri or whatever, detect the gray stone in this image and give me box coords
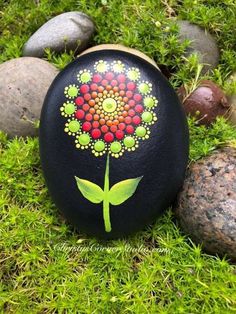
[176,20,220,74]
[23,12,95,58]
[175,147,236,260]
[0,57,58,137]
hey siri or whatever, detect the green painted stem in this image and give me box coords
[103,154,111,232]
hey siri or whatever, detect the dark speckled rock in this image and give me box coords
[175,147,236,260]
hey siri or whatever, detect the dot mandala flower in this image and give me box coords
[60,60,158,158]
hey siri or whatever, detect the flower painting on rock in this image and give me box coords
[60,59,159,233]
[60,60,158,158]
[40,48,189,239]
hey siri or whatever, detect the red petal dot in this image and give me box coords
[80,84,89,94]
[93,74,102,83]
[128,109,135,117]
[126,125,134,134]
[101,79,108,86]
[75,109,85,119]
[117,74,126,83]
[135,104,144,113]
[111,79,118,87]
[118,123,126,130]
[92,121,100,128]
[84,93,91,101]
[101,125,109,133]
[134,94,142,102]
[110,125,117,133]
[85,113,93,121]
[115,130,124,140]
[125,116,132,124]
[133,115,141,125]
[82,104,90,111]
[104,132,114,142]
[128,100,136,107]
[90,83,98,91]
[75,96,84,106]
[91,128,101,139]
[126,91,133,98]
[127,82,136,90]
[105,72,114,81]
[82,122,92,131]
[119,83,126,90]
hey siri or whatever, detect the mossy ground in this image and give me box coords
[0,0,236,313]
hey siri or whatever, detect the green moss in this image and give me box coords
[1,0,236,313]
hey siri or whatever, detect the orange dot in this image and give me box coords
[119,116,124,122]
[89,108,95,114]
[94,114,99,121]
[119,91,125,96]
[123,97,128,103]
[124,104,130,111]
[99,119,105,125]
[91,92,97,99]
[95,97,100,103]
[113,119,119,125]
[94,104,99,110]
[107,120,113,126]
[89,99,95,106]
[113,87,119,93]
[96,109,101,114]
[100,113,105,118]
[122,111,128,117]
[106,85,112,91]
[98,86,104,93]
[120,106,124,111]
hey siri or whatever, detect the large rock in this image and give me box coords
[176,20,220,74]
[175,147,236,260]
[23,12,95,58]
[40,48,189,239]
[0,57,58,137]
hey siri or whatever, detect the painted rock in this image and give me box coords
[0,57,58,138]
[23,12,94,58]
[176,20,220,74]
[40,47,189,239]
[175,147,236,260]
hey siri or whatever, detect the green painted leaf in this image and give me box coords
[108,176,143,206]
[75,177,104,204]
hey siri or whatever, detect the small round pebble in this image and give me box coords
[175,147,236,260]
[0,57,58,137]
[176,20,220,74]
[178,80,230,125]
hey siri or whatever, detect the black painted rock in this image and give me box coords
[40,48,189,239]
[175,147,236,260]
[176,20,220,74]
[0,57,58,137]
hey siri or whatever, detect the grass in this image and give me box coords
[1,0,236,313]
